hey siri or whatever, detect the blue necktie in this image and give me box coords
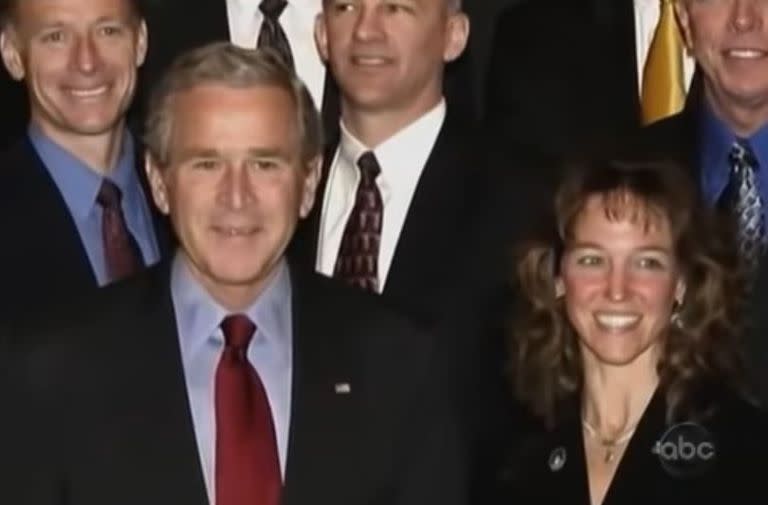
[726,140,766,274]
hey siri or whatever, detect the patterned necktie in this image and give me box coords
[333,151,383,292]
[641,0,686,125]
[724,141,767,275]
[96,179,145,283]
[257,0,294,69]
[215,315,281,505]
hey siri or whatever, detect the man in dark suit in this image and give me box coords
[485,0,701,157]
[2,42,465,505]
[625,0,768,403]
[293,1,551,500]
[0,0,170,321]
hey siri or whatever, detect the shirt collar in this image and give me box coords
[170,253,293,364]
[28,124,139,220]
[337,98,446,180]
[700,102,768,168]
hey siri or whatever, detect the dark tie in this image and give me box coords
[96,179,145,283]
[215,315,281,505]
[258,0,294,69]
[333,151,383,292]
[723,140,767,275]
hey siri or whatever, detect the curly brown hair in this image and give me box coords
[509,157,751,428]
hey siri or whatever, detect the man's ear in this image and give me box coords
[443,12,469,63]
[0,29,25,81]
[314,13,329,63]
[135,19,149,67]
[299,156,322,219]
[145,153,170,215]
[674,1,694,52]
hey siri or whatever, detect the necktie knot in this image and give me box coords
[260,0,288,20]
[221,314,256,352]
[729,140,758,171]
[357,151,381,183]
[96,179,123,209]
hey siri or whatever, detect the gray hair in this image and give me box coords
[144,41,323,168]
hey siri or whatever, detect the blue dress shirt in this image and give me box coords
[699,104,768,226]
[170,254,293,504]
[29,125,160,286]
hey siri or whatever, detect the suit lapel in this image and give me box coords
[382,112,475,318]
[121,263,209,505]
[282,266,359,505]
[15,138,97,286]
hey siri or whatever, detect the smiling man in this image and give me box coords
[2,41,466,505]
[0,0,170,321]
[631,0,768,275]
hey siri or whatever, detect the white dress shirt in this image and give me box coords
[316,100,447,292]
[226,0,325,108]
[634,0,696,95]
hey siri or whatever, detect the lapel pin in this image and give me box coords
[548,446,567,472]
[334,382,351,394]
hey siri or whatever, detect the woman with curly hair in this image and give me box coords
[497,158,768,505]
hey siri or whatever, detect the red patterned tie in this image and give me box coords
[215,315,281,505]
[96,179,145,283]
[333,151,383,292]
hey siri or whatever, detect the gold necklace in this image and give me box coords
[581,418,638,464]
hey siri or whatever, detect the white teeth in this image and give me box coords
[594,313,640,330]
[353,57,387,65]
[69,86,108,97]
[219,227,255,237]
[728,49,765,59]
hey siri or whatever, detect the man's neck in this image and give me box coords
[705,88,768,138]
[340,96,443,148]
[33,120,127,175]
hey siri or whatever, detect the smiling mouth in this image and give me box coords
[725,48,768,59]
[213,226,259,237]
[67,85,109,98]
[594,312,641,331]
[351,56,391,66]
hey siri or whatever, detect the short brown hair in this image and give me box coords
[0,0,145,26]
[510,157,751,428]
[144,41,323,168]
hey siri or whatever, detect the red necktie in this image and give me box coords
[96,179,144,282]
[215,315,281,505]
[333,151,383,292]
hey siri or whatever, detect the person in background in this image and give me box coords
[0,0,170,321]
[497,158,768,504]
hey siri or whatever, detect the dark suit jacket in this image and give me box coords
[0,136,172,322]
[289,108,557,502]
[2,261,466,505]
[485,0,702,158]
[0,69,27,150]
[496,386,768,505]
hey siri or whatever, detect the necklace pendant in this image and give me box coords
[604,449,614,463]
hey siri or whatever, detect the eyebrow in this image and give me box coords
[176,147,293,162]
[566,242,673,255]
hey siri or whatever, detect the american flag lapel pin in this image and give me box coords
[334,382,351,394]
